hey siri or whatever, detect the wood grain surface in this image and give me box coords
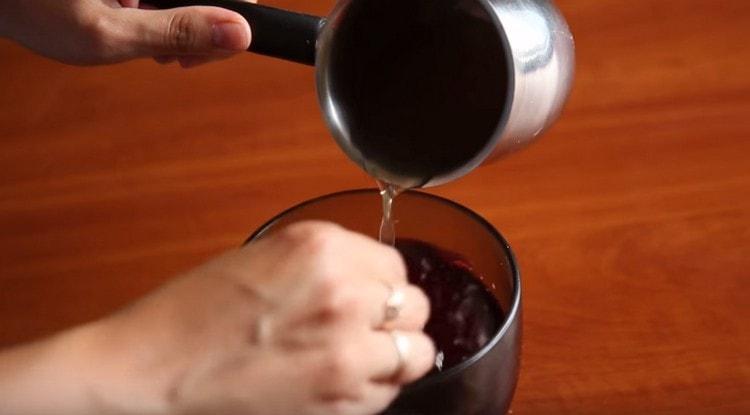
[1,0,748,413]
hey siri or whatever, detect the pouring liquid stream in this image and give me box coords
[375,181,504,373]
[378,181,403,246]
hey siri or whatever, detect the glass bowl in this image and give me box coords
[249,189,521,415]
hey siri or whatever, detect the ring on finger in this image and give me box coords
[383,283,406,324]
[389,330,410,379]
[383,284,406,323]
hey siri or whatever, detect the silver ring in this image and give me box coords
[383,283,405,324]
[390,330,410,378]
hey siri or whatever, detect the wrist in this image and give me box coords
[73,317,173,415]
[0,324,109,415]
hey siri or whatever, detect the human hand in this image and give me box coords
[0,0,253,67]
[77,221,434,415]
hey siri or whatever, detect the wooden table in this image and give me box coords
[1,0,748,413]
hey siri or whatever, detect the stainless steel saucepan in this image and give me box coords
[148,0,575,188]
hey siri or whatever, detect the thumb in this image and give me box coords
[119,6,251,58]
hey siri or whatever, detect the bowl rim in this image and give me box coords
[247,188,522,389]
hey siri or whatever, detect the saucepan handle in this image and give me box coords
[144,0,322,65]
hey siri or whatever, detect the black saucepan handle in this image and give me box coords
[144,0,322,65]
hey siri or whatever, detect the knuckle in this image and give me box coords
[412,334,437,378]
[166,12,199,52]
[279,222,339,257]
[280,222,349,286]
[384,247,407,282]
[326,402,347,415]
[78,12,117,61]
[374,389,400,414]
[411,286,431,327]
[393,333,436,384]
[280,221,343,254]
[323,344,360,388]
[323,399,353,415]
[315,276,355,320]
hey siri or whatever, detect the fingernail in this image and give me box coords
[212,22,251,51]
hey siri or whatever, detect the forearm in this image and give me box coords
[0,325,101,415]
[0,314,178,415]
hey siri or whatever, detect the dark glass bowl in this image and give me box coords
[249,189,521,415]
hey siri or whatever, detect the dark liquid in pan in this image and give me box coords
[328,0,509,185]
